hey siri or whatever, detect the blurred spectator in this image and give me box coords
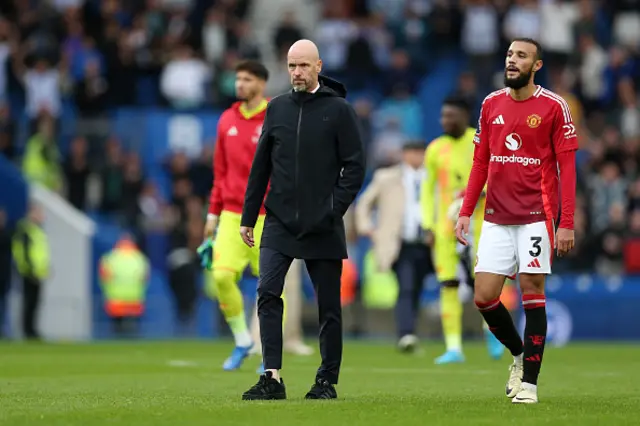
[202,6,227,65]
[454,71,481,125]
[594,203,626,276]
[160,44,211,109]
[353,98,374,151]
[99,137,124,214]
[0,103,15,161]
[121,152,145,230]
[14,56,64,134]
[503,0,540,41]
[0,18,11,103]
[369,117,408,169]
[428,0,462,55]
[314,0,357,74]
[577,33,608,115]
[74,58,109,118]
[460,0,499,94]
[189,146,214,202]
[63,136,90,210]
[382,49,419,96]
[374,83,423,140]
[588,161,628,233]
[273,10,304,57]
[22,115,62,192]
[539,0,579,74]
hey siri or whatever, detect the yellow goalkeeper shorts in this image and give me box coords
[213,210,265,278]
[433,227,459,283]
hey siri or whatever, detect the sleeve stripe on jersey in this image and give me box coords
[533,86,543,97]
[539,89,573,124]
[484,88,508,102]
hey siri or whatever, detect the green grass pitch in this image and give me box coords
[2,340,640,425]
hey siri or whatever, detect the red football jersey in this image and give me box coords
[461,85,578,226]
[208,101,268,216]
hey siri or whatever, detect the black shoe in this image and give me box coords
[305,377,337,400]
[242,371,286,400]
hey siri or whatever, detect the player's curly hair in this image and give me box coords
[235,60,269,81]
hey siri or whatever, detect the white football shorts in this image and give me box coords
[474,220,554,277]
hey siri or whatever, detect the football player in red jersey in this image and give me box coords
[455,38,577,404]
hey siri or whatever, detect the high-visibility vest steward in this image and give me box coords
[99,241,149,317]
[12,219,50,280]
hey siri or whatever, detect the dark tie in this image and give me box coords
[415,178,424,241]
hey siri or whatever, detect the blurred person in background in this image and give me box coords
[21,115,63,192]
[167,176,198,332]
[12,203,49,340]
[0,209,12,339]
[460,0,500,95]
[12,53,64,136]
[99,137,124,215]
[594,202,626,276]
[355,142,434,353]
[99,234,149,338]
[0,102,15,162]
[63,136,91,211]
[160,44,211,109]
[421,96,503,364]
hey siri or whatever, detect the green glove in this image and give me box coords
[197,238,214,271]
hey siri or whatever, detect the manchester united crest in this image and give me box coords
[527,114,542,128]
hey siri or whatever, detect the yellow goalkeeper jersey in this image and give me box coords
[421,127,485,236]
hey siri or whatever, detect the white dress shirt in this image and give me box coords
[401,164,425,242]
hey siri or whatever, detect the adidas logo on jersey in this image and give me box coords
[527,258,541,268]
[492,115,505,125]
[227,126,238,136]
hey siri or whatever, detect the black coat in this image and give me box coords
[241,75,365,259]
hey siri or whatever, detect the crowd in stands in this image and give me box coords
[0,0,639,275]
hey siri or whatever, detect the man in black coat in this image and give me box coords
[239,39,365,401]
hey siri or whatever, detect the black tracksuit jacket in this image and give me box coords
[241,75,365,259]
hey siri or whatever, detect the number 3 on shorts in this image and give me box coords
[529,236,542,258]
[518,222,552,274]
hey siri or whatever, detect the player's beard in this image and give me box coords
[503,65,534,90]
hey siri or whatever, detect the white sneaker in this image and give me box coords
[397,334,419,353]
[505,361,523,398]
[512,384,538,404]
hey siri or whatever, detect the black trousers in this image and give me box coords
[391,242,433,338]
[22,277,41,339]
[258,247,343,384]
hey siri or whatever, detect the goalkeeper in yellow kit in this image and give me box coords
[420,96,504,364]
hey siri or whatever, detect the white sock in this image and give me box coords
[234,331,252,348]
[227,314,253,347]
[514,353,524,366]
[521,382,537,392]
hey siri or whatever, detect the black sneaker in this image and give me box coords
[242,371,286,400]
[305,377,337,400]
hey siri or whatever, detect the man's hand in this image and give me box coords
[204,215,219,239]
[424,229,435,247]
[455,216,471,246]
[555,228,574,257]
[240,226,255,247]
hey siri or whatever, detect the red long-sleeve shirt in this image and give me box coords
[208,102,267,216]
[459,86,577,229]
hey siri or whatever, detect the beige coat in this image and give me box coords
[355,165,408,272]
